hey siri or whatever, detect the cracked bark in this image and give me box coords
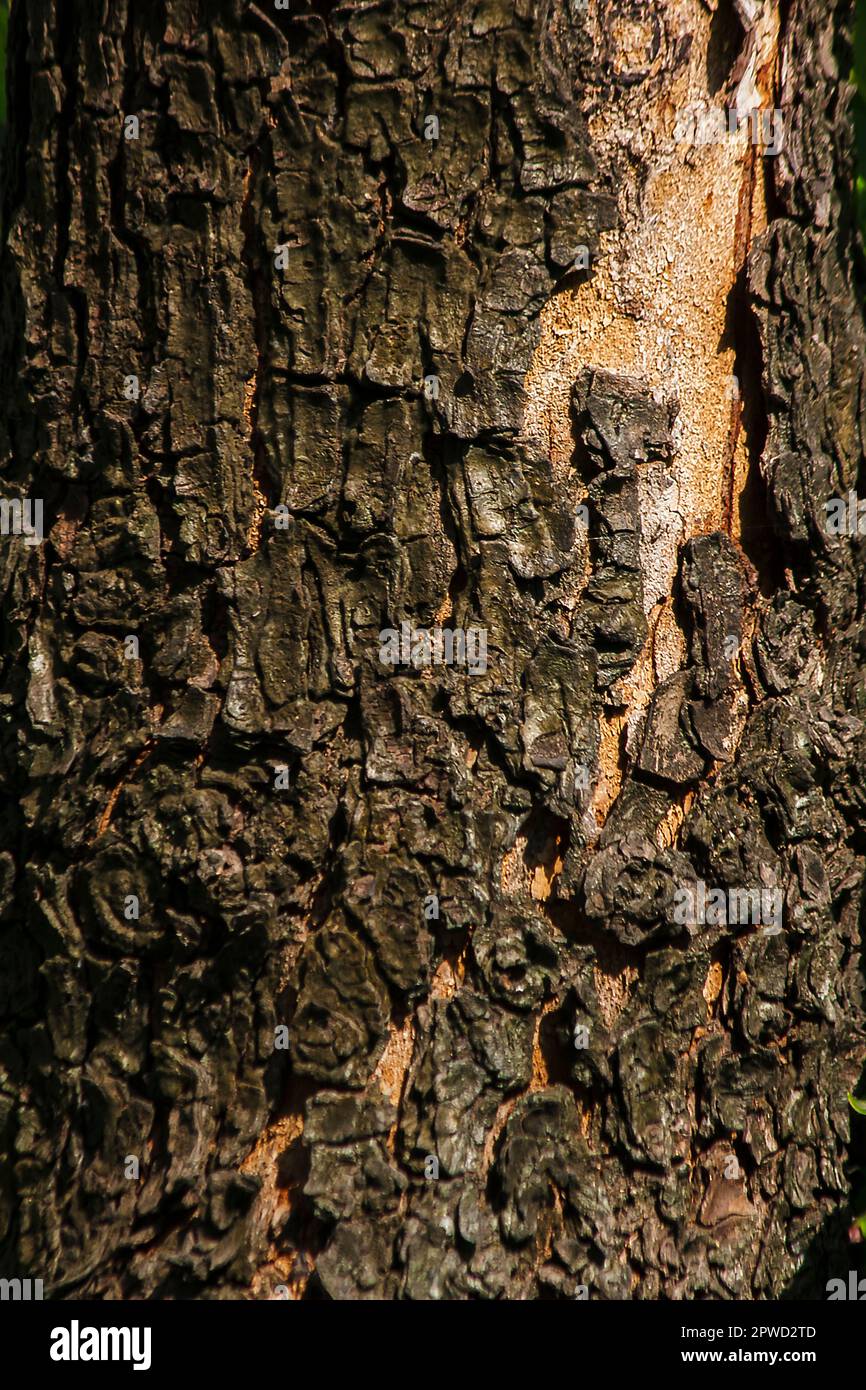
[0,0,865,1301]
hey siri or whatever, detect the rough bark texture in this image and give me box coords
[0,0,864,1301]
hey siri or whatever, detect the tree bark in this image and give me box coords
[0,0,864,1300]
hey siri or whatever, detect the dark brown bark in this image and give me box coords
[0,0,864,1301]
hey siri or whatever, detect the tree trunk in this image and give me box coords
[0,0,864,1301]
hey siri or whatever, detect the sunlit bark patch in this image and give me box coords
[523,0,781,827]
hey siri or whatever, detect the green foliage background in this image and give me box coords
[0,0,7,128]
[854,0,866,240]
